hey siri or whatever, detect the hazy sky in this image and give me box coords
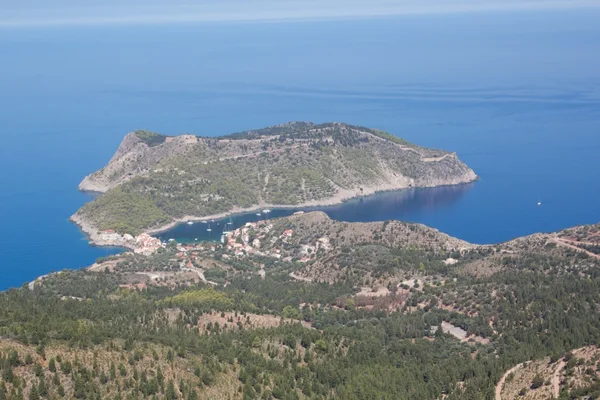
[2,0,600,27]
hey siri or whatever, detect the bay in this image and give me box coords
[154,184,476,244]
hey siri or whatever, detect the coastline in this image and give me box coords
[72,173,478,248]
[70,213,137,251]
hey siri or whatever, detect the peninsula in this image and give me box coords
[72,122,476,249]
[11,210,600,399]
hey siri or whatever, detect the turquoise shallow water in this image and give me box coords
[1,10,600,289]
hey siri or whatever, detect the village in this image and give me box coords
[100,216,335,278]
[222,219,332,263]
[160,218,334,275]
[98,230,165,255]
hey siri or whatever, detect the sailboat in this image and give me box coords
[221,218,233,243]
[223,217,233,232]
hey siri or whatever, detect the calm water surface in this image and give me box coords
[155,185,476,243]
[1,10,599,289]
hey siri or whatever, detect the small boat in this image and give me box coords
[194,238,198,241]
[256,213,261,216]
[263,209,271,213]
[537,201,542,206]
[187,221,193,225]
[207,228,212,232]
[168,238,175,242]
[201,221,208,224]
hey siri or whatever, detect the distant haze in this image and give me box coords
[2,0,600,27]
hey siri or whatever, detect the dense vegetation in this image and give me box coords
[79,186,172,235]
[3,219,600,399]
[135,130,168,147]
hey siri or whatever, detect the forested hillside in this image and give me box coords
[2,219,600,399]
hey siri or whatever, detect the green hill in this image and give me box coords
[74,122,476,236]
[3,217,600,399]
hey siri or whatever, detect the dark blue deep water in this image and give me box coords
[1,10,600,289]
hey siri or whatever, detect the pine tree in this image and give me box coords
[38,378,48,397]
[48,358,56,373]
[110,362,116,380]
[165,380,177,400]
[28,385,39,400]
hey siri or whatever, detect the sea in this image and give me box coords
[1,9,599,290]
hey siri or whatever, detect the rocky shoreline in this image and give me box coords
[70,213,136,250]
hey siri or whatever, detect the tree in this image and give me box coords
[282,306,301,320]
[165,380,177,400]
[37,379,47,397]
[242,383,256,400]
[28,385,39,400]
[2,367,13,384]
[531,375,544,390]
[315,340,328,353]
[48,358,56,373]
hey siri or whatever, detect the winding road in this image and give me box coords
[495,363,523,400]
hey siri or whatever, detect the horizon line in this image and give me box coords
[2,1,599,29]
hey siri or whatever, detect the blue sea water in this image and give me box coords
[1,10,600,289]
[155,185,476,244]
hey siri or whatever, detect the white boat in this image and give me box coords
[207,228,212,232]
[201,221,208,224]
[168,238,175,242]
[263,209,271,213]
[187,221,193,225]
[537,201,542,206]
[194,238,198,241]
[256,213,261,216]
